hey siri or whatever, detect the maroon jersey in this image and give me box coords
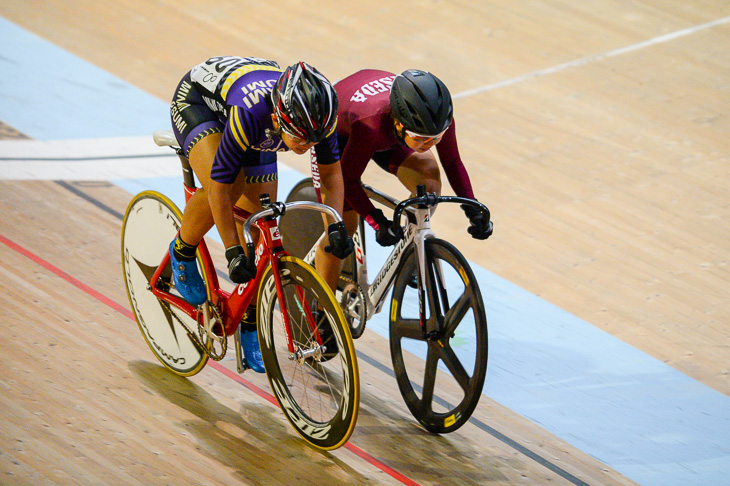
[335,69,475,218]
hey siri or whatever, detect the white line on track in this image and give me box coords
[453,15,730,99]
[0,137,298,180]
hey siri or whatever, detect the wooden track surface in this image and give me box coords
[1,1,728,484]
[0,179,633,485]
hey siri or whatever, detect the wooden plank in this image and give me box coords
[1,0,728,482]
[0,180,635,484]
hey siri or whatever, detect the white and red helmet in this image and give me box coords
[272,62,338,143]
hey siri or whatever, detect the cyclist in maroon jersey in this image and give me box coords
[314,68,492,300]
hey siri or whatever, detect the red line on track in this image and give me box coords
[1,233,420,486]
[0,234,134,319]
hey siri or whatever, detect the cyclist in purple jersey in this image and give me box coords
[167,56,350,372]
[314,68,492,294]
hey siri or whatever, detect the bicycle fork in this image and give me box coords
[255,212,327,364]
[412,205,447,341]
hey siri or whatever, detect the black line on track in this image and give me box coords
[57,179,591,486]
[356,351,589,486]
[55,180,124,220]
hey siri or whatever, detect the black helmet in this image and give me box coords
[272,62,338,143]
[390,69,453,136]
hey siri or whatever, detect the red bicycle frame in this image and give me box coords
[147,196,319,355]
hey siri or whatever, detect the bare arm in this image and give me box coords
[208,179,240,250]
[318,160,345,218]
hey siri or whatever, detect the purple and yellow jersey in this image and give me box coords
[186,56,339,184]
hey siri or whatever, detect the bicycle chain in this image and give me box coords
[339,275,360,294]
[160,300,228,361]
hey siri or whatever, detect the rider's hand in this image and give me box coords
[225,245,256,283]
[324,222,354,259]
[377,221,404,247]
[367,209,404,247]
[461,203,493,240]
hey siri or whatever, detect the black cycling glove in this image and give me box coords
[225,245,256,283]
[461,204,493,240]
[324,222,354,259]
[368,209,404,247]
